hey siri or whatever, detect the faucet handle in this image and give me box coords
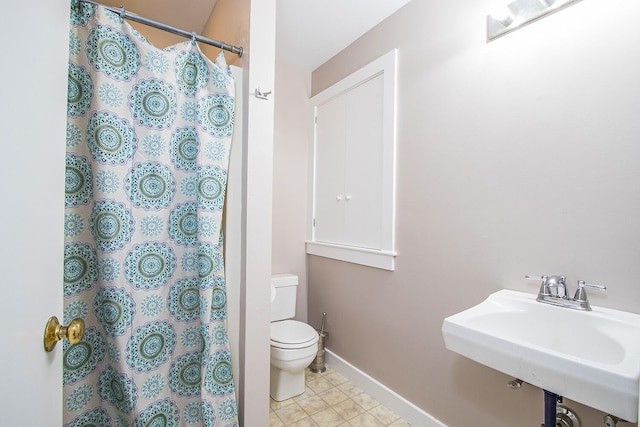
[574,280,607,302]
[525,275,550,296]
[525,275,548,281]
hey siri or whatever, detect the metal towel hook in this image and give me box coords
[255,87,273,100]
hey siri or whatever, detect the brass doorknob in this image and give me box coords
[43,316,85,352]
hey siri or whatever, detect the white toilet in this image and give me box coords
[270,274,319,401]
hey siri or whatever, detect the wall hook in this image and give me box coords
[255,87,272,100]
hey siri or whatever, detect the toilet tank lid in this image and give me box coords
[271,320,318,345]
[271,273,298,287]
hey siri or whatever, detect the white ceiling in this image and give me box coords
[98,0,412,71]
[276,0,412,71]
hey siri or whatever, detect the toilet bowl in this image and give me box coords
[270,274,319,401]
[270,319,319,401]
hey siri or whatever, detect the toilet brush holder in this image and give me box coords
[310,330,328,373]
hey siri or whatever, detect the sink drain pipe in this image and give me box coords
[544,390,562,427]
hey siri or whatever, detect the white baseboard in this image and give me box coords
[324,349,447,427]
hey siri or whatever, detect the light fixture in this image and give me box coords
[487,0,582,41]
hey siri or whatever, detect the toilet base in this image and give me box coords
[270,365,306,401]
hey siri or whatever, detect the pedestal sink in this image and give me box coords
[442,289,640,422]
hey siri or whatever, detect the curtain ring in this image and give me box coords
[191,32,197,43]
[119,6,126,20]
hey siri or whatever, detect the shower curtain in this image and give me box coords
[63,2,238,426]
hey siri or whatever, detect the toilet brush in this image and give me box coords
[319,312,326,336]
[310,313,328,373]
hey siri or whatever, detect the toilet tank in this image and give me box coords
[271,274,298,321]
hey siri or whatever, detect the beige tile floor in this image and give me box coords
[269,367,412,427]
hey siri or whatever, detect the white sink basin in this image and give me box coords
[442,289,640,422]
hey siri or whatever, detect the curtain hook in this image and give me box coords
[191,32,197,44]
[119,6,126,21]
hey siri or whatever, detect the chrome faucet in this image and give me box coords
[525,275,606,311]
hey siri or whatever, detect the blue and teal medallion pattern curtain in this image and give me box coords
[63,2,238,426]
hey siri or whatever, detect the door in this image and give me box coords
[314,95,347,244]
[0,1,69,425]
[313,74,385,249]
[343,74,384,249]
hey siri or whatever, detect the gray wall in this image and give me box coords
[308,0,640,426]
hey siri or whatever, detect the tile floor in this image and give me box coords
[269,367,412,426]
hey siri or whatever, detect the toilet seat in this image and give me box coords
[271,320,319,349]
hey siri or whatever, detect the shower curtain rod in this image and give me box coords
[78,0,243,57]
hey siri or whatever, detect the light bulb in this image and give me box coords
[491,7,515,27]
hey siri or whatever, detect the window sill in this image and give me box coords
[305,241,396,271]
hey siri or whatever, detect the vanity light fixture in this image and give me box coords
[487,0,582,41]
